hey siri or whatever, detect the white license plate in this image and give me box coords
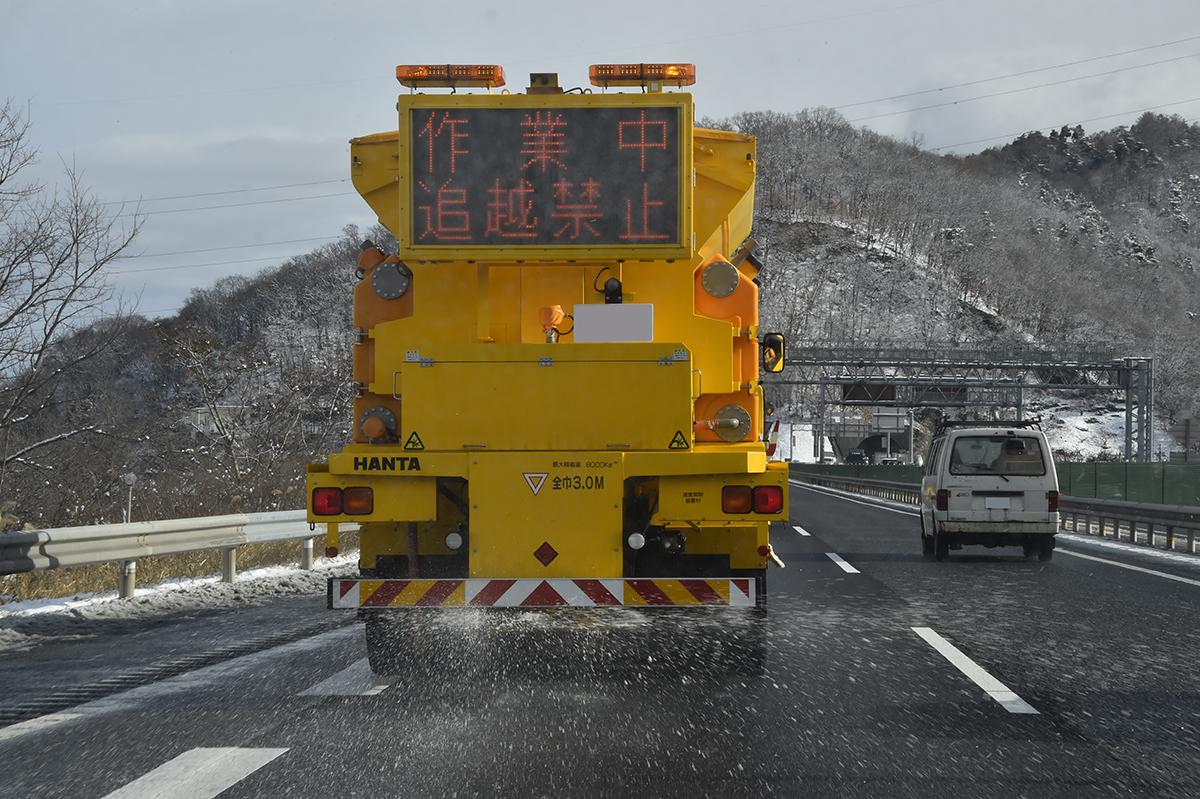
[985,497,1011,510]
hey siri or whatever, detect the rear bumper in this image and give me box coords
[330,577,757,608]
[937,520,1058,534]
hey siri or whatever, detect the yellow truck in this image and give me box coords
[307,63,788,672]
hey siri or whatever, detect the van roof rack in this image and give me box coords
[933,417,1042,437]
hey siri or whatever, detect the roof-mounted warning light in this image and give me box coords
[395,64,506,89]
[588,63,696,89]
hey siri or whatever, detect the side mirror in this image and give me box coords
[761,332,786,374]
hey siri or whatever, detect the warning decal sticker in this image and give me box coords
[523,472,548,496]
[668,431,690,450]
[404,431,425,450]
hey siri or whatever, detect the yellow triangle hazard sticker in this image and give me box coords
[404,431,425,450]
[669,430,689,450]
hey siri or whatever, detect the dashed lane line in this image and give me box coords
[299,658,390,697]
[792,525,812,536]
[825,552,861,574]
[1059,548,1200,588]
[789,481,920,516]
[101,747,288,799]
[912,627,1039,715]
[0,626,358,746]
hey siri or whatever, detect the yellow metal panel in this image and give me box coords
[393,92,694,262]
[399,343,693,451]
[468,453,622,578]
[625,445,767,477]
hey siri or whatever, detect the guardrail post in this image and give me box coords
[1188,529,1196,554]
[117,559,136,598]
[300,537,314,570]
[221,547,237,583]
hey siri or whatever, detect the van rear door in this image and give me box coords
[944,434,1051,520]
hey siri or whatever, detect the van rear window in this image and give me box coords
[949,436,1046,476]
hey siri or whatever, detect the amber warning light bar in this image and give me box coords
[589,63,696,88]
[395,64,506,89]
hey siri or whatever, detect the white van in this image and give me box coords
[919,422,1060,561]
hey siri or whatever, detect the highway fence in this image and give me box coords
[0,511,346,599]
[791,462,1200,505]
[790,465,1200,555]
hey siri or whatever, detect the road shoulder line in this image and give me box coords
[1059,548,1200,588]
[790,480,919,516]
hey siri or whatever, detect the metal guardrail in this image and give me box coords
[790,469,1200,555]
[790,471,922,505]
[0,511,347,598]
[1057,497,1200,554]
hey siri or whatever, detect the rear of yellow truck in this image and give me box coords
[306,63,788,673]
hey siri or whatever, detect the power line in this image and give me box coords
[116,191,357,218]
[836,33,1200,111]
[36,76,384,108]
[848,51,1200,123]
[100,178,348,206]
[111,253,309,275]
[928,95,1200,152]
[118,235,340,260]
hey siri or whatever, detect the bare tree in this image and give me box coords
[0,100,139,497]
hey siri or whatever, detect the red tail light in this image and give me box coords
[935,489,949,511]
[343,486,374,515]
[1047,490,1059,512]
[753,485,784,514]
[312,487,343,515]
[722,485,752,513]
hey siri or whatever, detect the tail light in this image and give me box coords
[1047,490,1059,512]
[935,489,949,511]
[343,486,374,515]
[752,485,784,514]
[722,485,753,513]
[312,487,343,515]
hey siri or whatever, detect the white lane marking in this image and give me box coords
[825,552,860,574]
[299,658,390,696]
[790,481,920,516]
[0,712,82,743]
[1059,548,1200,588]
[0,626,358,746]
[912,627,1038,715]
[792,525,812,536]
[1057,532,1200,568]
[101,747,288,799]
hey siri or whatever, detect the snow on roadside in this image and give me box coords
[0,552,358,654]
[1057,534,1200,570]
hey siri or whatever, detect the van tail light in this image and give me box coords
[752,485,784,514]
[935,489,949,511]
[343,486,374,515]
[722,485,752,513]
[312,487,343,515]
[1047,490,1059,512]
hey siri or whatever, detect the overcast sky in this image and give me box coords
[3,0,1199,317]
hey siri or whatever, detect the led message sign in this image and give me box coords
[399,95,692,259]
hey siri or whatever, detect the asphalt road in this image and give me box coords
[2,481,1199,798]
